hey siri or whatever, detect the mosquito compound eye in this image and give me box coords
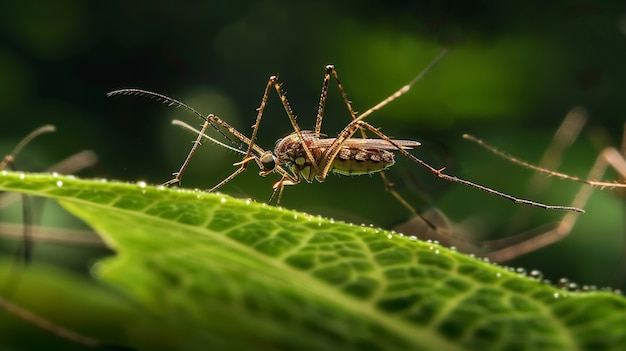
[260,153,276,171]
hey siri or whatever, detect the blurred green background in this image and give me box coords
[1,0,626,328]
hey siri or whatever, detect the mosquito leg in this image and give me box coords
[270,77,321,177]
[164,119,212,186]
[269,176,299,206]
[314,67,332,137]
[243,77,274,165]
[199,115,267,192]
[323,65,369,138]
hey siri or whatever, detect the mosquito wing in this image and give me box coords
[312,138,421,150]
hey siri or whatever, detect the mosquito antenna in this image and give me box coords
[107,88,238,146]
[463,134,626,189]
[171,120,247,155]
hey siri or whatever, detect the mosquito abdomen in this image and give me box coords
[330,148,395,176]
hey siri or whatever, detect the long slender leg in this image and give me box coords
[164,119,212,186]
[314,67,332,137]
[270,77,321,177]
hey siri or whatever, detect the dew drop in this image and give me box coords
[56,180,63,187]
[516,267,527,276]
[137,180,147,188]
[449,246,457,251]
[557,278,569,289]
[529,270,543,281]
[567,282,579,292]
[19,173,25,179]
[220,198,227,203]
[435,249,440,254]
[553,293,560,299]
[293,214,298,220]
[245,199,251,205]
[496,272,501,278]
[51,172,59,177]
[387,234,393,239]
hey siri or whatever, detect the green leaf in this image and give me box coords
[0,171,625,351]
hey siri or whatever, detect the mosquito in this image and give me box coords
[108,49,583,215]
[1,125,99,263]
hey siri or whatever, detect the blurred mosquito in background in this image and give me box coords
[0,125,105,348]
[0,125,100,265]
